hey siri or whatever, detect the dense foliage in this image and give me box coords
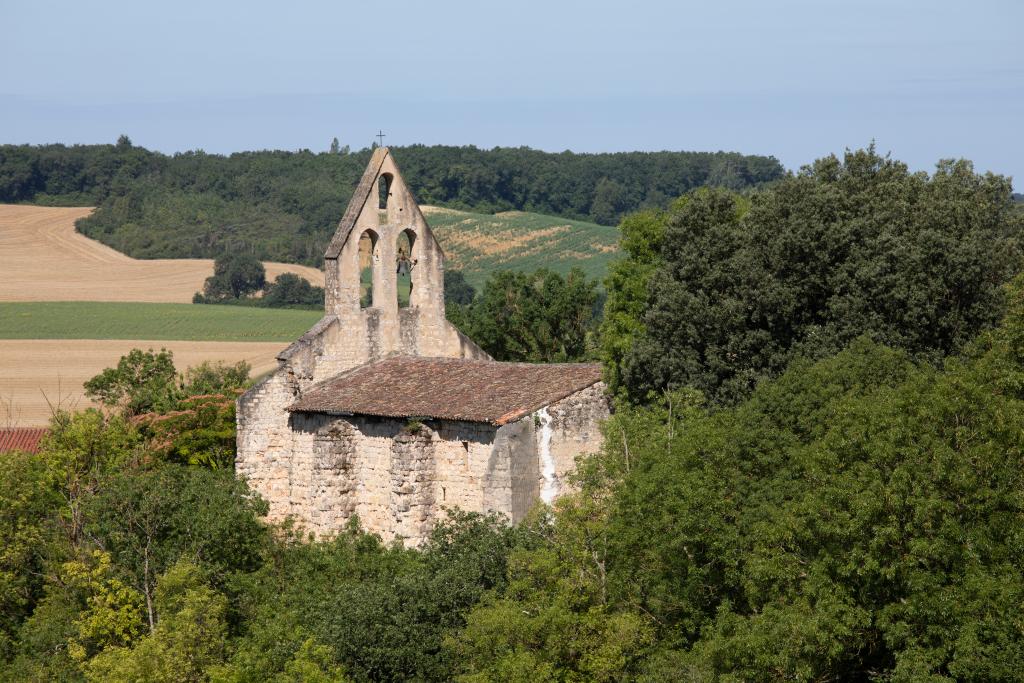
[10,282,1024,680]
[260,273,325,308]
[443,270,477,306]
[449,287,1024,679]
[200,254,267,301]
[4,147,1024,681]
[598,207,668,393]
[83,349,248,468]
[448,267,599,362]
[604,147,1023,404]
[84,348,248,417]
[0,141,783,266]
[0,410,529,682]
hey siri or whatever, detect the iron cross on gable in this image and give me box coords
[376,130,386,147]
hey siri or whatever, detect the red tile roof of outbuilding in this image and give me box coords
[0,428,48,454]
[288,356,603,425]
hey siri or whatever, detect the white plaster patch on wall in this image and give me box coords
[537,407,558,504]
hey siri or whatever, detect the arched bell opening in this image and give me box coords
[395,229,417,309]
[357,229,379,308]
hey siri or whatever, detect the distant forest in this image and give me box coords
[0,139,784,266]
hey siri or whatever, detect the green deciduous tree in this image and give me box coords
[224,513,524,682]
[41,409,142,546]
[84,561,230,683]
[456,268,598,362]
[83,348,178,415]
[622,147,1023,405]
[613,293,1024,678]
[599,207,668,395]
[443,270,477,306]
[84,465,268,631]
[202,253,267,301]
[261,272,324,308]
[0,450,60,661]
[589,177,628,226]
[179,360,250,396]
[65,551,147,663]
[446,505,655,682]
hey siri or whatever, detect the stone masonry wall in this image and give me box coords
[540,382,610,498]
[239,383,609,545]
[254,414,499,545]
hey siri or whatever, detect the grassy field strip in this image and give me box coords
[0,339,285,427]
[0,302,322,342]
[0,204,324,303]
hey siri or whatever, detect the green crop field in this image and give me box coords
[425,207,619,289]
[0,302,322,342]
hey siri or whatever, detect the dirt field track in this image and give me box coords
[0,339,285,427]
[0,204,324,302]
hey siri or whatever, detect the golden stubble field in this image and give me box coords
[0,204,324,302]
[0,340,285,427]
[0,204,319,426]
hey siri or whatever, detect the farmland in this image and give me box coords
[0,339,286,426]
[0,302,321,342]
[0,204,324,303]
[424,206,618,289]
[0,301,315,425]
[0,204,327,425]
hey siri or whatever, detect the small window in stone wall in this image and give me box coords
[461,441,469,452]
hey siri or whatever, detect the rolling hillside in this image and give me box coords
[0,204,324,303]
[0,204,323,425]
[424,206,618,290]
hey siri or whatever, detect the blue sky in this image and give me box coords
[1,0,1021,185]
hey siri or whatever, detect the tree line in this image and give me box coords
[0,139,783,266]
[2,146,1023,680]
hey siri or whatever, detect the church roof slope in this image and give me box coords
[288,356,603,425]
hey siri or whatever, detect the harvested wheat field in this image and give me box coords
[0,205,324,302]
[0,339,285,426]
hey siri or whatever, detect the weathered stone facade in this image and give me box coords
[237,148,609,545]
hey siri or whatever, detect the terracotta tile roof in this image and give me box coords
[0,428,48,454]
[288,356,603,425]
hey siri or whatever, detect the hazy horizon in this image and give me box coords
[2,0,1021,186]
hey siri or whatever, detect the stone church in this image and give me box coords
[236,148,609,545]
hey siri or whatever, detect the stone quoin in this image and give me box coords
[236,147,609,545]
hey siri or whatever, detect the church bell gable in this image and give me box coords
[324,147,445,320]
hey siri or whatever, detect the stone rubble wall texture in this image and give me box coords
[239,382,608,546]
[236,147,609,545]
